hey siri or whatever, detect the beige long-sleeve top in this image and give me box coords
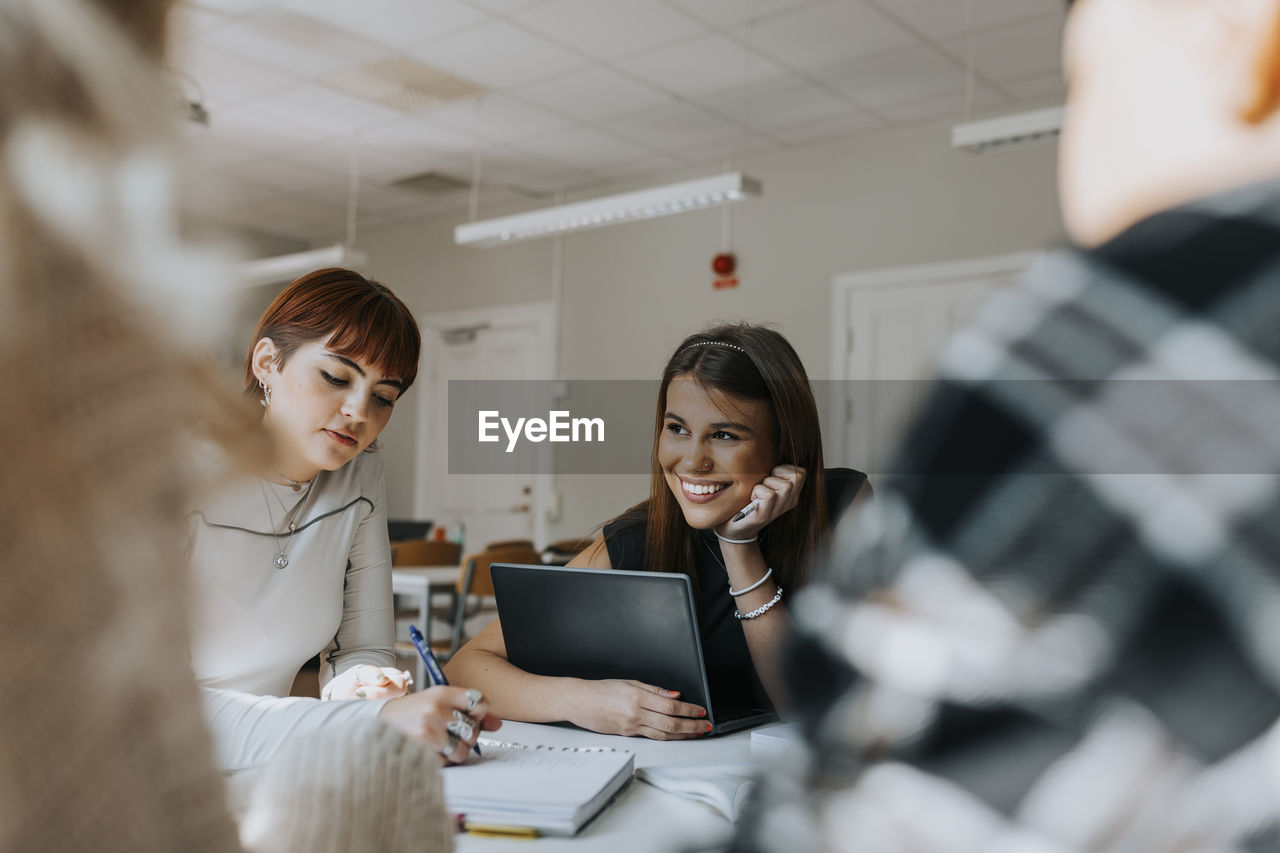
[188,447,396,773]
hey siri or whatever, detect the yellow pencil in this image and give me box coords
[465,822,540,839]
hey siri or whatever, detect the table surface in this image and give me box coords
[455,720,777,853]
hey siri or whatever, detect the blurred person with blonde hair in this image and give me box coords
[0,1,458,851]
[736,0,1280,850]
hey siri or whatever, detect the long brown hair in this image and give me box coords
[243,267,421,406]
[630,323,827,597]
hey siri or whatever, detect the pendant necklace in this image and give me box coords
[259,478,313,569]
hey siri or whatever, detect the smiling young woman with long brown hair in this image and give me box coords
[447,323,870,739]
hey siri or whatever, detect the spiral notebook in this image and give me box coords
[441,739,635,836]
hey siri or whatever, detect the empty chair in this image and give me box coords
[540,537,595,566]
[485,538,535,552]
[440,545,542,658]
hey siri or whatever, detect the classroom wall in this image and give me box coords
[359,115,1066,540]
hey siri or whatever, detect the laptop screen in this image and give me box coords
[491,563,714,713]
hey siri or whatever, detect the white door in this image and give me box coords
[830,253,1036,474]
[415,302,555,554]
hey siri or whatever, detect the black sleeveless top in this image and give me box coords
[602,468,869,711]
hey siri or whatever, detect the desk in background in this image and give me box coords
[458,720,772,853]
[390,564,457,685]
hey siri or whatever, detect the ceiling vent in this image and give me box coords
[323,57,486,114]
[391,170,471,195]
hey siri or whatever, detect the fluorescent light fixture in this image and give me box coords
[455,172,762,247]
[951,106,1063,153]
[234,244,368,287]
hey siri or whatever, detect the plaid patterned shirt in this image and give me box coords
[734,179,1280,853]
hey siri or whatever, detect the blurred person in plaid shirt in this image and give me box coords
[735,0,1280,850]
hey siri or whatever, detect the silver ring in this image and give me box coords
[464,688,482,711]
[440,730,460,756]
[447,718,474,742]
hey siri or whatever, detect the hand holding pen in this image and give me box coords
[718,464,807,539]
[375,626,499,761]
[409,624,483,757]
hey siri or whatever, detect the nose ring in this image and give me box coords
[700,459,712,472]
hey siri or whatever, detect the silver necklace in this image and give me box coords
[272,470,313,492]
[259,479,313,569]
[699,529,727,571]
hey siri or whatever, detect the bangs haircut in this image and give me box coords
[243,267,421,403]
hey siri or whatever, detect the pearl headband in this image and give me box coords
[677,340,748,356]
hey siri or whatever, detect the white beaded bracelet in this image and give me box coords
[715,530,758,545]
[734,585,783,620]
[728,567,773,597]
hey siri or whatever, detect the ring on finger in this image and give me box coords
[464,688,482,711]
[452,709,477,727]
[447,718,474,742]
[440,730,460,757]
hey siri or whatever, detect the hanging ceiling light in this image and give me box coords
[951,106,1064,154]
[454,172,763,248]
[234,244,368,287]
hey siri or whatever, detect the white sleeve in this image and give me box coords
[319,452,396,688]
[201,687,390,773]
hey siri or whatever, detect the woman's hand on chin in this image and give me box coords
[567,679,711,740]
[715,463,807,540]
[378,685,502,764]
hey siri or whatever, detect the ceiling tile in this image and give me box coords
[468,149,597,193]
[171,5,238,40]
[1000,72,1066,103]
[941,15,1065,83]
[692,77,852,133]
[875,83,1006,125]
[187,0,279,15]
[194,105,321,153]
[616,33,791,99]
[425,94,574,142]
[245,83,405,133]
[464,0,552,13]
[183,125,260,170]
[201,8,387,78]
[512,0,705,61]
[677,134,783,168]
[743,1,915,73]
[514,66,671,122]
[609,101,744,152]
[277,0,487,49]
[220,154,353,197]
[341,124,479,185]
[665,0,821,29]
[768,109,882,146]
[506,126,655,169]
[172,43,301,106]
[408,19,585,88]
[822,47,966,110]
[199,175,294,211]
[601,154,700,181]
[871,0,1063,41]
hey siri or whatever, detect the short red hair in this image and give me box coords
[242,268,421,404]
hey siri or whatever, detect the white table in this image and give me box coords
[456,720,781,853]
[390,564,459,685]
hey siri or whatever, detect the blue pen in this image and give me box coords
[409,624,481,756]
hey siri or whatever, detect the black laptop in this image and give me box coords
[490,563,775,735]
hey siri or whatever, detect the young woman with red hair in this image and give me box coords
[188,268,497,774]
